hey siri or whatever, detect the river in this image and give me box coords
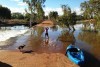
[0,24,100,67]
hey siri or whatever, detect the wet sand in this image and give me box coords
[36,20,54,27]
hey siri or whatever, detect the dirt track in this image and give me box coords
[36,20,54,27]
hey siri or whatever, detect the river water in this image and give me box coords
[0,24,100,67]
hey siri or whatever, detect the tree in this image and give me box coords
[60,5,77,31]
[89,0,100,21]
[24,13,30,21]
[69,12,77,30]
[80,0,100,30]
[80,0,100,20]
[49,11,58,20]
[61,5,71,17]
[11,12,24,19]
[36,2,45,22]
[23,0,46,27]
[76,15,84,20]
[80,1,92,19]
[0,5,11,20]
[61,5,71,24]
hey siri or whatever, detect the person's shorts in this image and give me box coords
[45,33,48,36]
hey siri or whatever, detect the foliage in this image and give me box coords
[11,12,24,19]
[80,1,92,19]
[96,21,100,30]
[80,0,100,20]
[69,12,77,25]
[90,0,100,21]
[44,15,48,20]
[59,5,77,30]
[0,5,11,19]
[8,19,27,24]
[23,0,46,24]
[76,15,84,20]
[59,5,71,25]
[61,5,77,25]
[36,2,45,23]
[49,11,58,21]
[61,5,71,17]
[80,0,100,30]
[24,13,30,21]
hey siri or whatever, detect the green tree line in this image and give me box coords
[0,5,11,20]
[80,0,100,20]
[80,0,100,30]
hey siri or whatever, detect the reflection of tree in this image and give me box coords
[71,30,75,45]
[78,32,100,57]
[29,27,44,49]
[57,30,75,45]
[78,32,100,46]
[82,21,96,31]
[28,35,43,50]
[37,27,44,37]
[32,27,44,37]
[50,25,58,31]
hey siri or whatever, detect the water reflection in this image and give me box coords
[78,31,100,60]
[50,25,58,31]
[26,25,74,54]
[0,24,99,66]
[44,37,49,46]
[71,30,76,45]
[57,30,75,44]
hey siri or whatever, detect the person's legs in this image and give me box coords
[45,33,46,38]
[45,33,49,38]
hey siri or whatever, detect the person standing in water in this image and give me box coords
[45,27,49,38]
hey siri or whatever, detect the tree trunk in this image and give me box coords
[72,25,75,31]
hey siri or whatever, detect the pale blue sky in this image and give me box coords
[0,0,87,15]
[45,0,86,8]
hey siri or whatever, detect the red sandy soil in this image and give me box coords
[0,50,78,67]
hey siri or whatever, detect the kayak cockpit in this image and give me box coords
[66,45,84,65]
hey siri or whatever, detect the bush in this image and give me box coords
[7,19,28,24]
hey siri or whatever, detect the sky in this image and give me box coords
[0,0,87,15]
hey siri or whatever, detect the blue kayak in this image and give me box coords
[66,45,84,65]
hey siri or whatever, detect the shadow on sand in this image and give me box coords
[80,50,100,67]
[0,61,12,67]
[21,50,34,53]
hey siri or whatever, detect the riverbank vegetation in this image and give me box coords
[80,0,100,31]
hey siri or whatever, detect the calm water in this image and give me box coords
[0,24,100,67]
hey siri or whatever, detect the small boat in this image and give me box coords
[66,45,84,65]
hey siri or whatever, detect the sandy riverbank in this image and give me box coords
[0,50,78,67]
[36,20,54,27]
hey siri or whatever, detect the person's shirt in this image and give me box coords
[45,28,49,33]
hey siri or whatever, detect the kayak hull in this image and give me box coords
[66,45,84,64]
